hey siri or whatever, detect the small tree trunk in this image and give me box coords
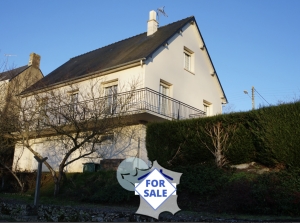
[53,176,60,196]
[53,165,65,196]
[2,163,24,192]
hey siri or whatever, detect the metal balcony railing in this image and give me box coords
[38,88,206,126]
[116,87,206,120]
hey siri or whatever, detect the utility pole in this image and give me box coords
[243,86,255,110]
[252,86,255,110]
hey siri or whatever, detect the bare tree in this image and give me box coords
[167,128,190,166]
[198,122,237,168]
[13,78,143,195]
[0,58,26,191]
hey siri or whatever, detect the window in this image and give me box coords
[105,84,118,114]
[95,133,114,158]
[203,100,212,116]
[184,47,194,72]
[203,104,209,115]
[184,52,191,70]
[69,92,78,114]
[159,80,171,115]
[101,133,114,142]
[38,98,48,127]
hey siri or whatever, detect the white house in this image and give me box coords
[13,11,227,172]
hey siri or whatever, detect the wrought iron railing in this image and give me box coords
[38,88,206,126]
[115,87,206,120]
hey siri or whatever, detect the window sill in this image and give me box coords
[184,68,195,75]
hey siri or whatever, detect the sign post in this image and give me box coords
[33,156,48,207]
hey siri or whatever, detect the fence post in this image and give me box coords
[177,102,180,120]
[34,156,48,207]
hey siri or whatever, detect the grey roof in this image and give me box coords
[23,16,194,93]
[0,65,28,82]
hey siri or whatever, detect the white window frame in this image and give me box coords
[37,98,48,127]
[184,52,191,70]
[184,46,194,72]
[69,91,79,114]
[159,80,172,116]
[103,80,118,114]
[203,100,212,116]
[95,133,115,158]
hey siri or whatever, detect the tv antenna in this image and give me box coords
[156,6,168,24]
[4,54,17,57]
[3,54,17,64]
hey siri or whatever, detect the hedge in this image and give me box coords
[250,102,300,167]
[146,101,300,168]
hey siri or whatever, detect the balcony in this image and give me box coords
[38,88,206,128]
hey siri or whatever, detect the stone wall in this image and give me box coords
[0,202,199,222]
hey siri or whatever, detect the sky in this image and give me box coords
[1,0,300,112]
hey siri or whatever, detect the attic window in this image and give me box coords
[184,47,194,72]
[184,52,191,70]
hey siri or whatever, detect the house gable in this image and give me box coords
[144,20,227,114]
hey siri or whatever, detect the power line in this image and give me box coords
[254,88,270,105]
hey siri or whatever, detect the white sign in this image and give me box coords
[135,168,176,210]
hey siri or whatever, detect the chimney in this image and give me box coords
[28,53,41,68]
[147,10,158,36]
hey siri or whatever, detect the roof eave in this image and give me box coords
[145,16,195,61]
[20,58,146,97]
[193,20,228,104]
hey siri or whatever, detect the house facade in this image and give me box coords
[13,11,227,172]
[0,53,43,114]
[0,53,43,170]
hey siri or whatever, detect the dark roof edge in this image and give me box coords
[20,58,145,96]
[193,20,228,103]
[8,65,29,82]
[144,16,194,61]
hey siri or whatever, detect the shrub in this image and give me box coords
[173,163,229,200]
[147,112,256,167]
[61,171,136,204]
[251,102,300,167]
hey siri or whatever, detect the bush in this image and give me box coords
[250,102,300,167]
[172,164,300,215]
[146,112,256,167]
[147,101,300,168]
[173,163,229,200]
[61,171,136,204]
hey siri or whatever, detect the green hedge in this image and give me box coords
[60,171,136,204]
[146,101,300,168]
[250,102,300,167]
[146,112,256,167]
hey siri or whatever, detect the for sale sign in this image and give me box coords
[135,168,176,209]
[117,158,182,219]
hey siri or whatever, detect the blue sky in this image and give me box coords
[1,0,299,112]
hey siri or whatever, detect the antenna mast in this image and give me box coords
[156,6,168,25]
